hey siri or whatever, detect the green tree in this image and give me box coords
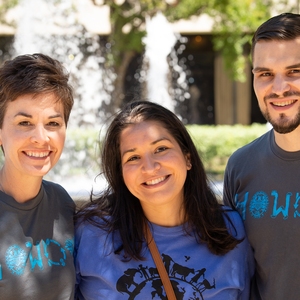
[92,0,295,111]
[92,0,172,112]
[2,0,295,110]
[166,0,272,82]
[0,0,18,23]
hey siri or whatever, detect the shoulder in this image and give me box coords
[42,180,75,208]
[228,130,271,163]
[75,215,110,240]
[42,180,72,199]
[221,206,246,239]
[75,216,117,255]
[75,217,99,236]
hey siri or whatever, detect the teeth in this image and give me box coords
[145,176,166,186]
[26,151,50,158]
[273,100,296,107]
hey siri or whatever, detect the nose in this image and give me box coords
[30,125,50,144]
[271,74,290,96]
[141,154,160,173]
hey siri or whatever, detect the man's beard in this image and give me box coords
[262,109,300,134]
[261,91,300,134]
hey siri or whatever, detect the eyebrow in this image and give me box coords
[252,67,270,73]
[14,112,63,119]
[253,63,300,73]
[121,137,171,157]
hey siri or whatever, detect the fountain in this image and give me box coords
[142,12,190,116]
[12,0,189,124]
[9,0,112,195]
[13,0,112,128]
[8,0,190,197]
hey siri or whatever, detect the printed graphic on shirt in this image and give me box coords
[116,253,215,299]
[234,189,300,220]
[0,238,74,280]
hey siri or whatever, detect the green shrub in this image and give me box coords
[186,123,268,179]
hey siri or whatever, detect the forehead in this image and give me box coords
[120,120,173,147]
[121,120,168,138]
[5,93,64,117]
[252,38,300,67]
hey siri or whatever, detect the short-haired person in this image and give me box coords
[0,53,75,299]
[223,13,300,299]
[74,101,254,299]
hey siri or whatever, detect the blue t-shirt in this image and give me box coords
[75,208,254,299]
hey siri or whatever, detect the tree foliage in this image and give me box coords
[94,0,295,82]
[164,0,293,81]
[2,0,295,83]
[0,0,18,23]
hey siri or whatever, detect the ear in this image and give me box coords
[0,128,4,154]
[185,153,192,170]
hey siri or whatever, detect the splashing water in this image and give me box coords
[142,12,189,114]
[9,3,190,195]
[13,0,112,128]
[10,0,113,193]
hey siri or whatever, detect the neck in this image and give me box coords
[274,128,300,152]
[0,168,42,203]
[141,202,185,227]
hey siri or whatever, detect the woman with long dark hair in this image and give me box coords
[75,101,254,299]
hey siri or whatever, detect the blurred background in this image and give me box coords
[0,0,298,198]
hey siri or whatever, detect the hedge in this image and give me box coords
[186,124,268,180]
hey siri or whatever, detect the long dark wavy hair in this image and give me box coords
[76,101,241,259]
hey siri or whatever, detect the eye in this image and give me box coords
[18,121,32,126]
[289,69,300,74]
[260,72,272,77]
[47,121,61,127]
[156,146,168,153]
[126,155,140,162]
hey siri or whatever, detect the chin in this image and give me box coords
[28,166,52,177]
[271,121,300,134]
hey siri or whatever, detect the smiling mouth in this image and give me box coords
[144,175,169,186]
[271,99,297,107]
[24,151,51,158]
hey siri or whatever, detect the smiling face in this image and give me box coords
[0,93,66,179]
[252,38,300,134]
[120,120,191,219]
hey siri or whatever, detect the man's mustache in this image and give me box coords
[265,91,300,100]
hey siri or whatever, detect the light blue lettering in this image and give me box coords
[5,245,27,276]
[25,241,44,271]
[249,191,269,219]
[65,239,74,255]
[235,193,248,220]
[271,191,291,219]
[2,238,71,279]
[294,193,300,218]
[44,239,66,267]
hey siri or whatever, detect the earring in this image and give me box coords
[187,163,192,170]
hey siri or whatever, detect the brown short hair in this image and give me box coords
[0,53,74,127]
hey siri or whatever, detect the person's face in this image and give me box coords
[0,93,66,178]
[120,120,191,212]
[252,38,300,134]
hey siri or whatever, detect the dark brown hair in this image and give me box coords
[251,13,300,59]
[0,53,74,127]
[76,101,241,259]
